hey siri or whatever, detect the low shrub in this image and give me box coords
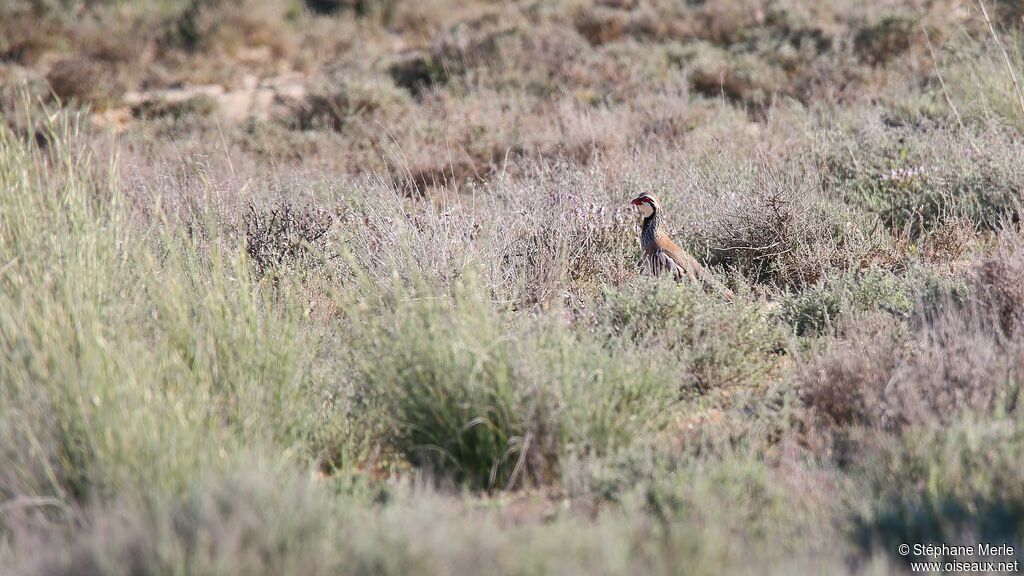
[797,314,906,430]
[171,0,298,58]
[18,458,861,576]
[800,302,1024,432]
[341,276,679,490]
[592,278,785,391]
[304,0,402,20]
[131,94,218,122]
[574,6,630,46]
[854,15,915,66]
[292,73,410,133]
[780,266,965,336]
[562,445,845,572]
[24,469,344,576]
[387,51,447,97]
[820,118,1024,236]
[971,230,1024,335]
[691,158,874,287]
[684,42,787,109]
[45,56,124,108]
[852,422,1024,566]
[243,200,334,276]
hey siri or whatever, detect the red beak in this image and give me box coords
[631,198,643,206]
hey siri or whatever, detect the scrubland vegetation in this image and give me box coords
[2,0,1024,573]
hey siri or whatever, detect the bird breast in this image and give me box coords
[640,215,660,253]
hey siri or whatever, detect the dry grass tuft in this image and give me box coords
[244,200,334,275]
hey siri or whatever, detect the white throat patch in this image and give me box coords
[638,202,655,218]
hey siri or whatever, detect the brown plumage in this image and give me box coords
[631,192,732,298]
